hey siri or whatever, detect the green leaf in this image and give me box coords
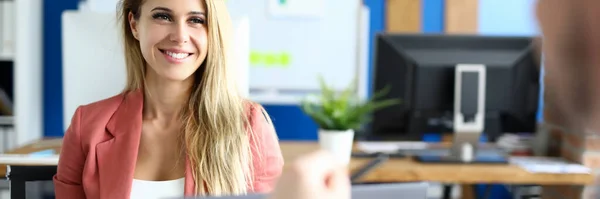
[370,84,392,101]
[300,99,334,129]
[317,75,335,115]
[338,77,357,105]
[300,76,401,131]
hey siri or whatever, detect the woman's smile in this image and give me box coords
[158,48,194,64]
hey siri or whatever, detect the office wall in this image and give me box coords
[479,0,538,36]
[41,0,541,140]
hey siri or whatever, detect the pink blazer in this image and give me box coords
[53,89,284,199]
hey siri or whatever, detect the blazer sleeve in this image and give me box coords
[53,107,87,198]
[248,103,284,193]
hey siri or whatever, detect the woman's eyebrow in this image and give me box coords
[151,6,171,12]
[151,6,205,16]
[189,11,205,16]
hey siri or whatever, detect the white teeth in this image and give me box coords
[165,51,190,59]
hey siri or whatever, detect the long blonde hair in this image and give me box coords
[117,0,253,195]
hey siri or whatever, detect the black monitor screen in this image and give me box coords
[369,34,540,141]
[0,61,13,116]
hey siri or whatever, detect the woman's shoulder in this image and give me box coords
[243,99,276,140]
[242,99,270,124]
[69,91,137,135]
[76,91,130,117]
[243,99,260,111]
[65,91,135,148]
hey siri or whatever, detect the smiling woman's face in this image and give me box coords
[129,0,208,82]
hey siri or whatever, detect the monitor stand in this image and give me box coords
[416,64,508,164]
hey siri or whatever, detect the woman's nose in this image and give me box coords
[169,23,190,44]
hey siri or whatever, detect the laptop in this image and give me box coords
[178,182,428,199]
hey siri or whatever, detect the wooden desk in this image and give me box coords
[0,139,594,198]
[281,142,594,185]
[283,141,594,199]
[0,139,62,177]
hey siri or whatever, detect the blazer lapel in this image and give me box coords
[96,90,144,199]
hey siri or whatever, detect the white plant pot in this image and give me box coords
[318,129,355,165]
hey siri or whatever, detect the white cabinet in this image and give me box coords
[0,0,15,61]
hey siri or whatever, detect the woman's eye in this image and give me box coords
[152,13,171,21]
[189,18,205,24]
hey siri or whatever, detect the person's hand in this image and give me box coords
[268,150,351,199]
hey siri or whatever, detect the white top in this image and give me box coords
[130,178,185,199]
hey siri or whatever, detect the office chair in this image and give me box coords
[6,165,57,199]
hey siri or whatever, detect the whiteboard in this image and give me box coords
[61,10,250,129]
[227,0,362,93]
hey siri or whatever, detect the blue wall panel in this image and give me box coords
[262,105,319,141]
[422,0,444,33]
[43,0,78,137]
[364,0,386,96]
[538,61,544,122]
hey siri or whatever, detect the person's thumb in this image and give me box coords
[326,165,351,191]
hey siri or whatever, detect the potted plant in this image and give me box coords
[300,76,400,164]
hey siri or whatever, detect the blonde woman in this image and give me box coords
[52,0,284,198]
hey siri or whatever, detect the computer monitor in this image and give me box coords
[0,61,13,116]
[369,34,540,163]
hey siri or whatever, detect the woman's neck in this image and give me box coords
[143,72,194,123]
